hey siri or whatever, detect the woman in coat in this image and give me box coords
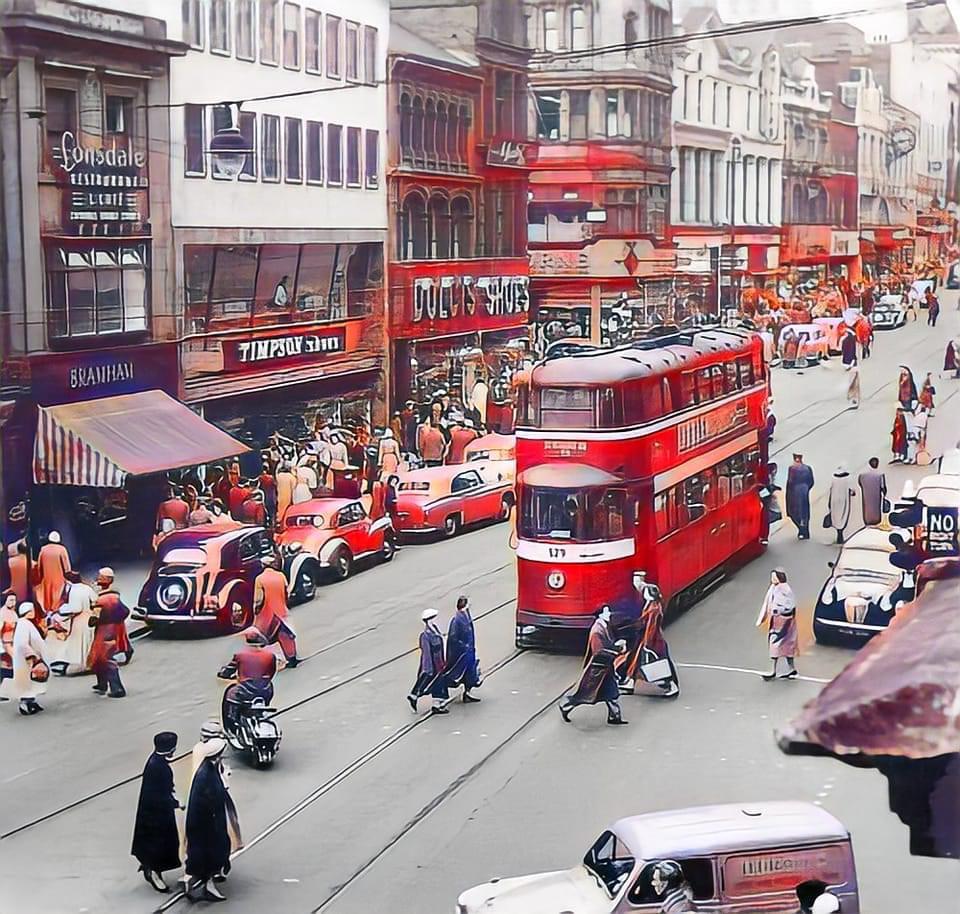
[919,373,936,414]
[185,738,233,903]
[891,408,909,462]
[132,731,182,893]
[757,570,799,680]
[377,428,402,480]
[827,464,856,544]
[559,606,628,725]
[897,365,918,409]
[12,602,49,714]
[407,608,448,714]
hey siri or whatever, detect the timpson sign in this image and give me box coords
[222,329,347,371]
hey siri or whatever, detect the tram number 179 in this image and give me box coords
[548,546,567,558]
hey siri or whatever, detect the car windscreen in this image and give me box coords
[159,547,205,566]
[583,830,636,898]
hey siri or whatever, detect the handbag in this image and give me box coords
[639,657,673,684]
[822,513,832,529]
[30,660,50,683]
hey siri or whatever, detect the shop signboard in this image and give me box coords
[29,343,178,407]
[830,231,859,257]
[221,328,347,372]
[531,239,674,278]
[486,139,531,168]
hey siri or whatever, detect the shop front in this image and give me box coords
[861,227,915,282]
[388,259,530,431]
[780,226,861,291]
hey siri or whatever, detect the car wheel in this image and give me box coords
[226,586,254,635]
[443,514,461,538]
[497,497,513,522]
[296,565,317,603]
[331,549,352,581]
[381,536,396,563]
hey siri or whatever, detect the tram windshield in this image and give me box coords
[519,485,628,542]
[583,830,636,897]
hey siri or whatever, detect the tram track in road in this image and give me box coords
[153,647,536,914]
[0,594,518,842]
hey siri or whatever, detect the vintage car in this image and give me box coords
[464,432,516,483]
[870,294,907,329]
[813,526,913,647]
[277,497,396,585]
[394,463,513,538]
[778,323,829,365]
[135,523,305,633]
[456,802,859,914]
[812,316,845,354]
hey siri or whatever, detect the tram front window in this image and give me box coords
[520,486,627,542]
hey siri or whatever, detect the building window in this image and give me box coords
[604,188,638,234]
[211,104,235,178]
[569,90,589,140]
[345,21,360,81]
[451,195,473,257]
[283,2,300,69]
[625,11,638,46]
[46,245,149,339]
[411,96,424,161]
[543,9,559,51]
[305,9,321,72]
[236,0,256,59]
[239,111,257,180]
[346,126,361,186]
[606,90,619,137]
[458,104,469,165]
[682,75,689,119]
[570,6,588,50]
[399,93,413,163]
[696,79,703,122]
[364,129,379,188]
[725,86,732,128]
[424,99,437,166]
[679,148,694,222]
[495,71,514,136]
[326,15,341,77]
[45,87,76,172]
[363,25,378,85]
[285,117,302,182]
[622,89,638,138]
[400,192,428,260]
[184,104,206,176]
[534,91,560,140]
[429,195,451,258]
[105,95,133,135]
[183,0,204,49]
[306,120,323,183]
[327,123,343,184]
[260,0,280,64]
[746,91,753,131]
[210,0,230,54]
[262,114,280,181]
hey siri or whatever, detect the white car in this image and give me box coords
[870,295,907,330]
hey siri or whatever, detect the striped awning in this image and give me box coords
[33,390,249,488]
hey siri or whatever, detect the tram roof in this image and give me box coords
[532,329,757,386]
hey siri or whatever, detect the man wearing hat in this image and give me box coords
[89,567,130,698]
[184,737,233,902]
[132,731,182,893]
[217,628,277,733]
[11,602,48,715]
[408,609,449,714]
[252,555,298,667]
[35,529,71,617]
[785,453,815,540]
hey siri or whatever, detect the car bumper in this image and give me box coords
[137,607,221,625]
[813,612,889,643]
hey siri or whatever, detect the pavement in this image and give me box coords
[1,298,959,914]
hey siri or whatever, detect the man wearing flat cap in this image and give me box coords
[132,731,182,893]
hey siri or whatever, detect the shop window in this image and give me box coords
[305,9,321,72]
[326,15,341,78]
[296,244,338,320]
[429,195,451,259]
[254,244,300,316]
[236,0,256,60]
[363,26,377,85]
[239,111,257,180]
[262,114,280,182]
[210,0,231,53]
[46,245,148,340]
[451,195,473,258]
[285,117,303,182]
[183,0,204,48]
[105,95,133,135]
[346,127,361,186]
[283,2,301,69]
[345,21,360,81]
[399,192,428,260]
[326,123,343,185]
[260,0,280,64]
[208,245,258,321]
[364,129,379,188]
[184,104,206,177]
[345,243,382,317]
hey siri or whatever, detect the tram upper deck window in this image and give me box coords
[520,487,627,542]
[539,386,594,428]
[737,356,754,387]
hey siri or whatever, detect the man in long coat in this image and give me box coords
[35,530,70,617]
[185,738,233,903]
[408,608,448,714]
[785,454,814,540]
[827,464,856,544]
[252,555,298,667]
[132,731,182,893]
[445,595,481,702]
[559,606,628,725]
[857,457,887,526]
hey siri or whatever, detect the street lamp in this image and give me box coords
[207,103,253,179]
[719,138,743,317]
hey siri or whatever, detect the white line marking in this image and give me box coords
[676,661,830,683]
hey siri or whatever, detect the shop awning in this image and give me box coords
[33,390,249,488]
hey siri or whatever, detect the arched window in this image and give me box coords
[447,103,460,167]
[429,194,451,259]
[809,181,827,223]
[411,96,424,162]
[793,121,805,147]
[570,6,587,50]
[400,192,428,260]
[424,98,437,166]
[399,93,413,164]
[791,182,804,222]
[877,197,890,224]
[436,101,448,165]
[458,104,469,167]
[451,195,474,258]
[624,11,638,47]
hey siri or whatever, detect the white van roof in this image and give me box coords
[938,449,960,476]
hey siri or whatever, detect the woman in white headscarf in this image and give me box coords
[377,428,401,479]
[827,464,856,544]
[12,602,49,714]
[757,569,799,680]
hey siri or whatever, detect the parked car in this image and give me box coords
[813,316,845,354]
[813,526,913,647]
[778,323,829,365]
[394,463,513,538]
[870,294,907,329]
[277,497,396,585]
[464,432,516,483]
[946,261,960,289]
[136,523,294,633]
[456,802,860,914]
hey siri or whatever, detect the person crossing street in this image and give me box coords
[252,555,299,668]
[131,731,182,893]
[559,606,628,725]
[408,608,449,714]
[445,595,481,703]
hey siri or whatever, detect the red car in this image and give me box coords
[278,497,396,582]
[394,463,513,538]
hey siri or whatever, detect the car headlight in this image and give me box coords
[547,570,565,590]
[821,584,835,605]
[157,579,187,610]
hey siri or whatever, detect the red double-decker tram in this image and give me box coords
[514,328,770,650]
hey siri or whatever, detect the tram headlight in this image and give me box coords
[547,570,565,590]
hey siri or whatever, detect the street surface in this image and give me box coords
[2,303,960,914]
